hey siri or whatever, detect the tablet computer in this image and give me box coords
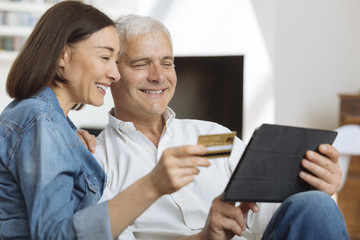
[221,124,337,202]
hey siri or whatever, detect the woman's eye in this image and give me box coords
[102,56,110,61]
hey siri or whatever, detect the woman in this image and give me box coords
[0,1,209,239]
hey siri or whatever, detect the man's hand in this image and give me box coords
[76,129,96,153]
[195,195,258,240]
[147,145,211,196]
[299,144,342,195]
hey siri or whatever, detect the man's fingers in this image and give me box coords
[239,202,259,214]
[305,150,331,169]
[318,144,339,163]
[76,129,96,153]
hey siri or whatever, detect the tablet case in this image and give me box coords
[222,124,338,202]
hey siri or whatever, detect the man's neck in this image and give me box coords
[113,109,165,147]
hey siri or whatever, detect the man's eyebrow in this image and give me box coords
[163,56,174,61]
[130,56,174,64]
[129,57,151,64]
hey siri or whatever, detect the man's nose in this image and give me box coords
[148,63,165,82]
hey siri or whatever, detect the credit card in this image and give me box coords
[197,132,237,158]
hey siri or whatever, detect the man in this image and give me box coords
[94,14,348,239]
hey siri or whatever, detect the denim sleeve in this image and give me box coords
[15,116,111,239]
[73,201,112,239]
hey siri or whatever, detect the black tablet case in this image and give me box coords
[222,124,337,202]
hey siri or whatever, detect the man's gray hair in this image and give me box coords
[114,14,173,54]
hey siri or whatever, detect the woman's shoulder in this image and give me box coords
[1,95,53,130]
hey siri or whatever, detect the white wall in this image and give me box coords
[134,0,360,140]
[1,0,359,142]
[0,61,12,111]
[274,0,360,130]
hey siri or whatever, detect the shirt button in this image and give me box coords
[145,146,151,152]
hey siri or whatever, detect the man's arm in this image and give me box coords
[179,195,258,240]
[180,143,341,240]
[300,144,341,195]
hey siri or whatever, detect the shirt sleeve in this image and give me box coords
[16,116,112,239]
[73,201,112,239]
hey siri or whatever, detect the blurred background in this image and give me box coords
[1,0,360,238]
[1,0,360,141]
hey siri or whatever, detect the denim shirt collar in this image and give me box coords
[34,87,77,133]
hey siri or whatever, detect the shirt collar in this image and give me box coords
[108,106,176,135]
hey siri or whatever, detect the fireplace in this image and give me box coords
[169,55,244,138]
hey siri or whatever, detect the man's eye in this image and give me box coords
[133,63,147,69]
[162,62,174,68]
[102,56,110,61]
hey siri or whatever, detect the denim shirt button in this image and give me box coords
[85,175,100,194]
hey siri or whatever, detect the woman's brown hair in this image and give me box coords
[6,0,115,101]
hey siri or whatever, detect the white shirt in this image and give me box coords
[95,108,279,240]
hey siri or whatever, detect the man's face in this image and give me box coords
[111,32,176,121]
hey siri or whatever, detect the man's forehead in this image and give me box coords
[128,32,171,49]
[125,42,173,60]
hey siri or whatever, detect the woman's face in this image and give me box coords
[57,26,120,113]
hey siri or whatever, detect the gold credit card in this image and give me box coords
[197,132,237,158]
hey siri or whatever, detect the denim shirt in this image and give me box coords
[0,87,112,239]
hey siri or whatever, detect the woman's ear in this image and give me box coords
[58,45,71,68]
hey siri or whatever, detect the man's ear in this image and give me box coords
[59,45,71,68]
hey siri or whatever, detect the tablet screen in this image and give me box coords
[222,124,337,202]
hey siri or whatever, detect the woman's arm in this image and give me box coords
[17,117,97,239]
[107,145,209,238]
